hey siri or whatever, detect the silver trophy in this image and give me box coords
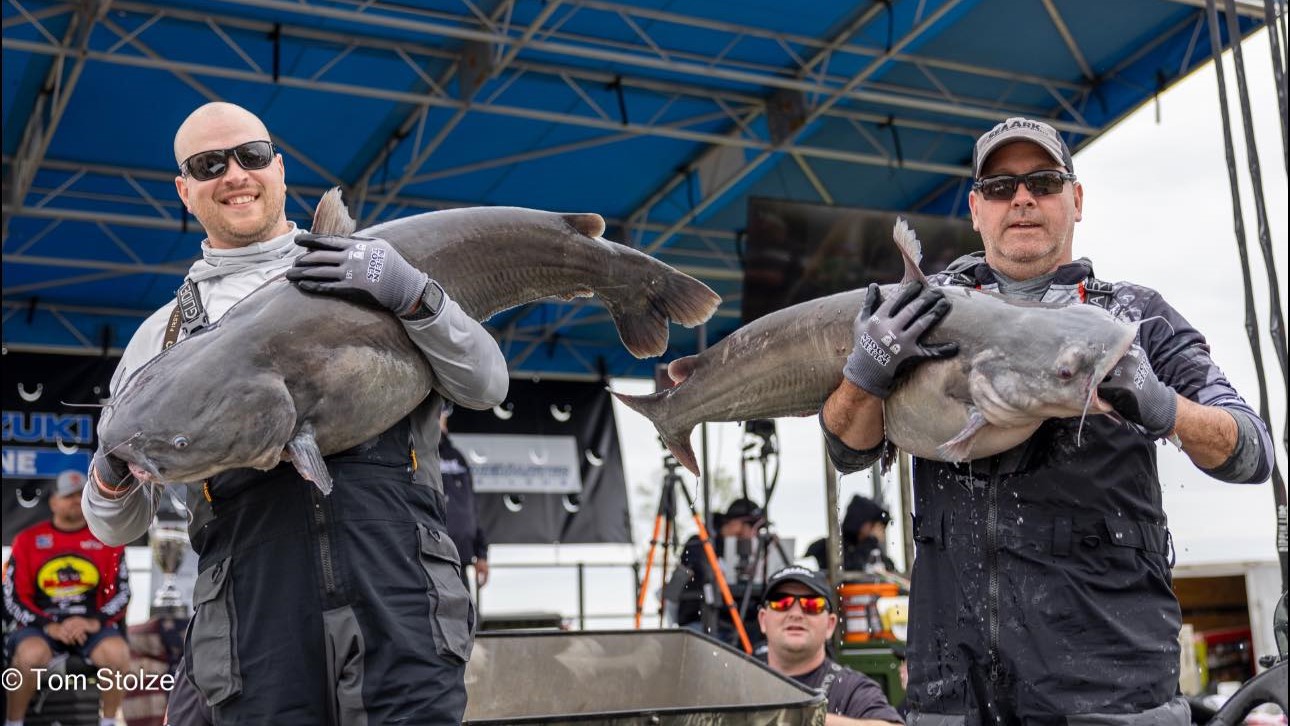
[151,525,190,617]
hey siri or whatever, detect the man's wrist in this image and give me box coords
[400,278,446,321]
[91,467,134,499]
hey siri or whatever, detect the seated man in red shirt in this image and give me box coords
[4,470,132,726]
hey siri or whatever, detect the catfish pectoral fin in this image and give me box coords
[287,426,333,496]
[667,355,699,383]
[937,407,989,462]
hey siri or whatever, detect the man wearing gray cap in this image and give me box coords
[820,117,1273,722]
[4,471,132,726]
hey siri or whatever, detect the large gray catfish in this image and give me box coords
[98,190,720,492]
[614,219,1137,475]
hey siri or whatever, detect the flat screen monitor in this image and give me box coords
[741,197,981,324]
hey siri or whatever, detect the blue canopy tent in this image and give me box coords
[2,0,1269,378]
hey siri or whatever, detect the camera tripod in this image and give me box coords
[739,419,779,503]
[635,454,753,654]
[732,521,794,627]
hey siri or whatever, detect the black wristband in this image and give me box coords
[819,411,885,475]
[401,279,446,321]
[1201,408,1268,483]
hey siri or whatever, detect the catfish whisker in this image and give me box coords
[104,431,143,459]
[1076,372,1099,446]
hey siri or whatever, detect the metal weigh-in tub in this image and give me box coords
[465,629,825,724]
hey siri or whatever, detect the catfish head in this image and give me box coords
[967,303,1137,428]
[98,366,297,485]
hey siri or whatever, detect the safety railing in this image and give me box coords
[473,560,649,631]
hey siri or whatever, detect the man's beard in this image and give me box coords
[196,186,287,247]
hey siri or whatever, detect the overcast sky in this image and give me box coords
[486,31,1287,621]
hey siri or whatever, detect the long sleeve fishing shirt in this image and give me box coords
[82,223,508,546]
[823,254,1273,721]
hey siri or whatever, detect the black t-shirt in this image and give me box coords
[790,658,903,723]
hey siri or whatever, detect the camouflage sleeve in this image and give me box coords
[818,411,884,475]
[1137,290,1273,484]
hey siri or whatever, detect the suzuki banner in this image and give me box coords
[3,352,119,545]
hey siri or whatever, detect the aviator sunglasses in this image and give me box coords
[972,169,1076,201]
[180,140,276,181]
[765,594,830,615]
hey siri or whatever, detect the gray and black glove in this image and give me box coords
[89,450,133,495]
[843,282,958,399]
[1098,344,1177,438]
[286,234,428,316]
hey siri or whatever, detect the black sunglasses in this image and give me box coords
[973,170,1076,201]
[180,140,276,182]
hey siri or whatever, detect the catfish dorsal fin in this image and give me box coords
[892,217,928,285]
[313,187,357,237]
[563,213,606,239]
[287,425,333,495]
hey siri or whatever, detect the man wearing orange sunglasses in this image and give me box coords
[758,567,903,725]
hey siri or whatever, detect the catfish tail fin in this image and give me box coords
[601,257,721,358]
[611,389,699,476]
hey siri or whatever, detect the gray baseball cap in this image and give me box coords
[54,469,86,497]
[973,117,1073,178]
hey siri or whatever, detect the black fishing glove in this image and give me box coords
[843,282,958,399]
[1098,344,1177,438]
[286,234,429,316]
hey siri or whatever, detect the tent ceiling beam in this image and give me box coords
[2,299,153,318]
[107,0,1092,103]
[245,0,1094,92]
[506,3,896,357]
[356,2,569,224]
[3,156,743,262]
[1,2,73,31]
[1162,0,1265,18]
[198,0,1102,134]
[3,0,108,240]
[642,0,968,256]
[1041,0,1095,82]
[622,1,889,253]
[3,0,1257,374]
[101,0,1010,175]
[0,206,744,282]
[94,17,344,188]
[7,37,988,175]
[385,108,737,188]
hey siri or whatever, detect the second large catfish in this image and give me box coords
[615,219,1138,474]
[99,190,720,493]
